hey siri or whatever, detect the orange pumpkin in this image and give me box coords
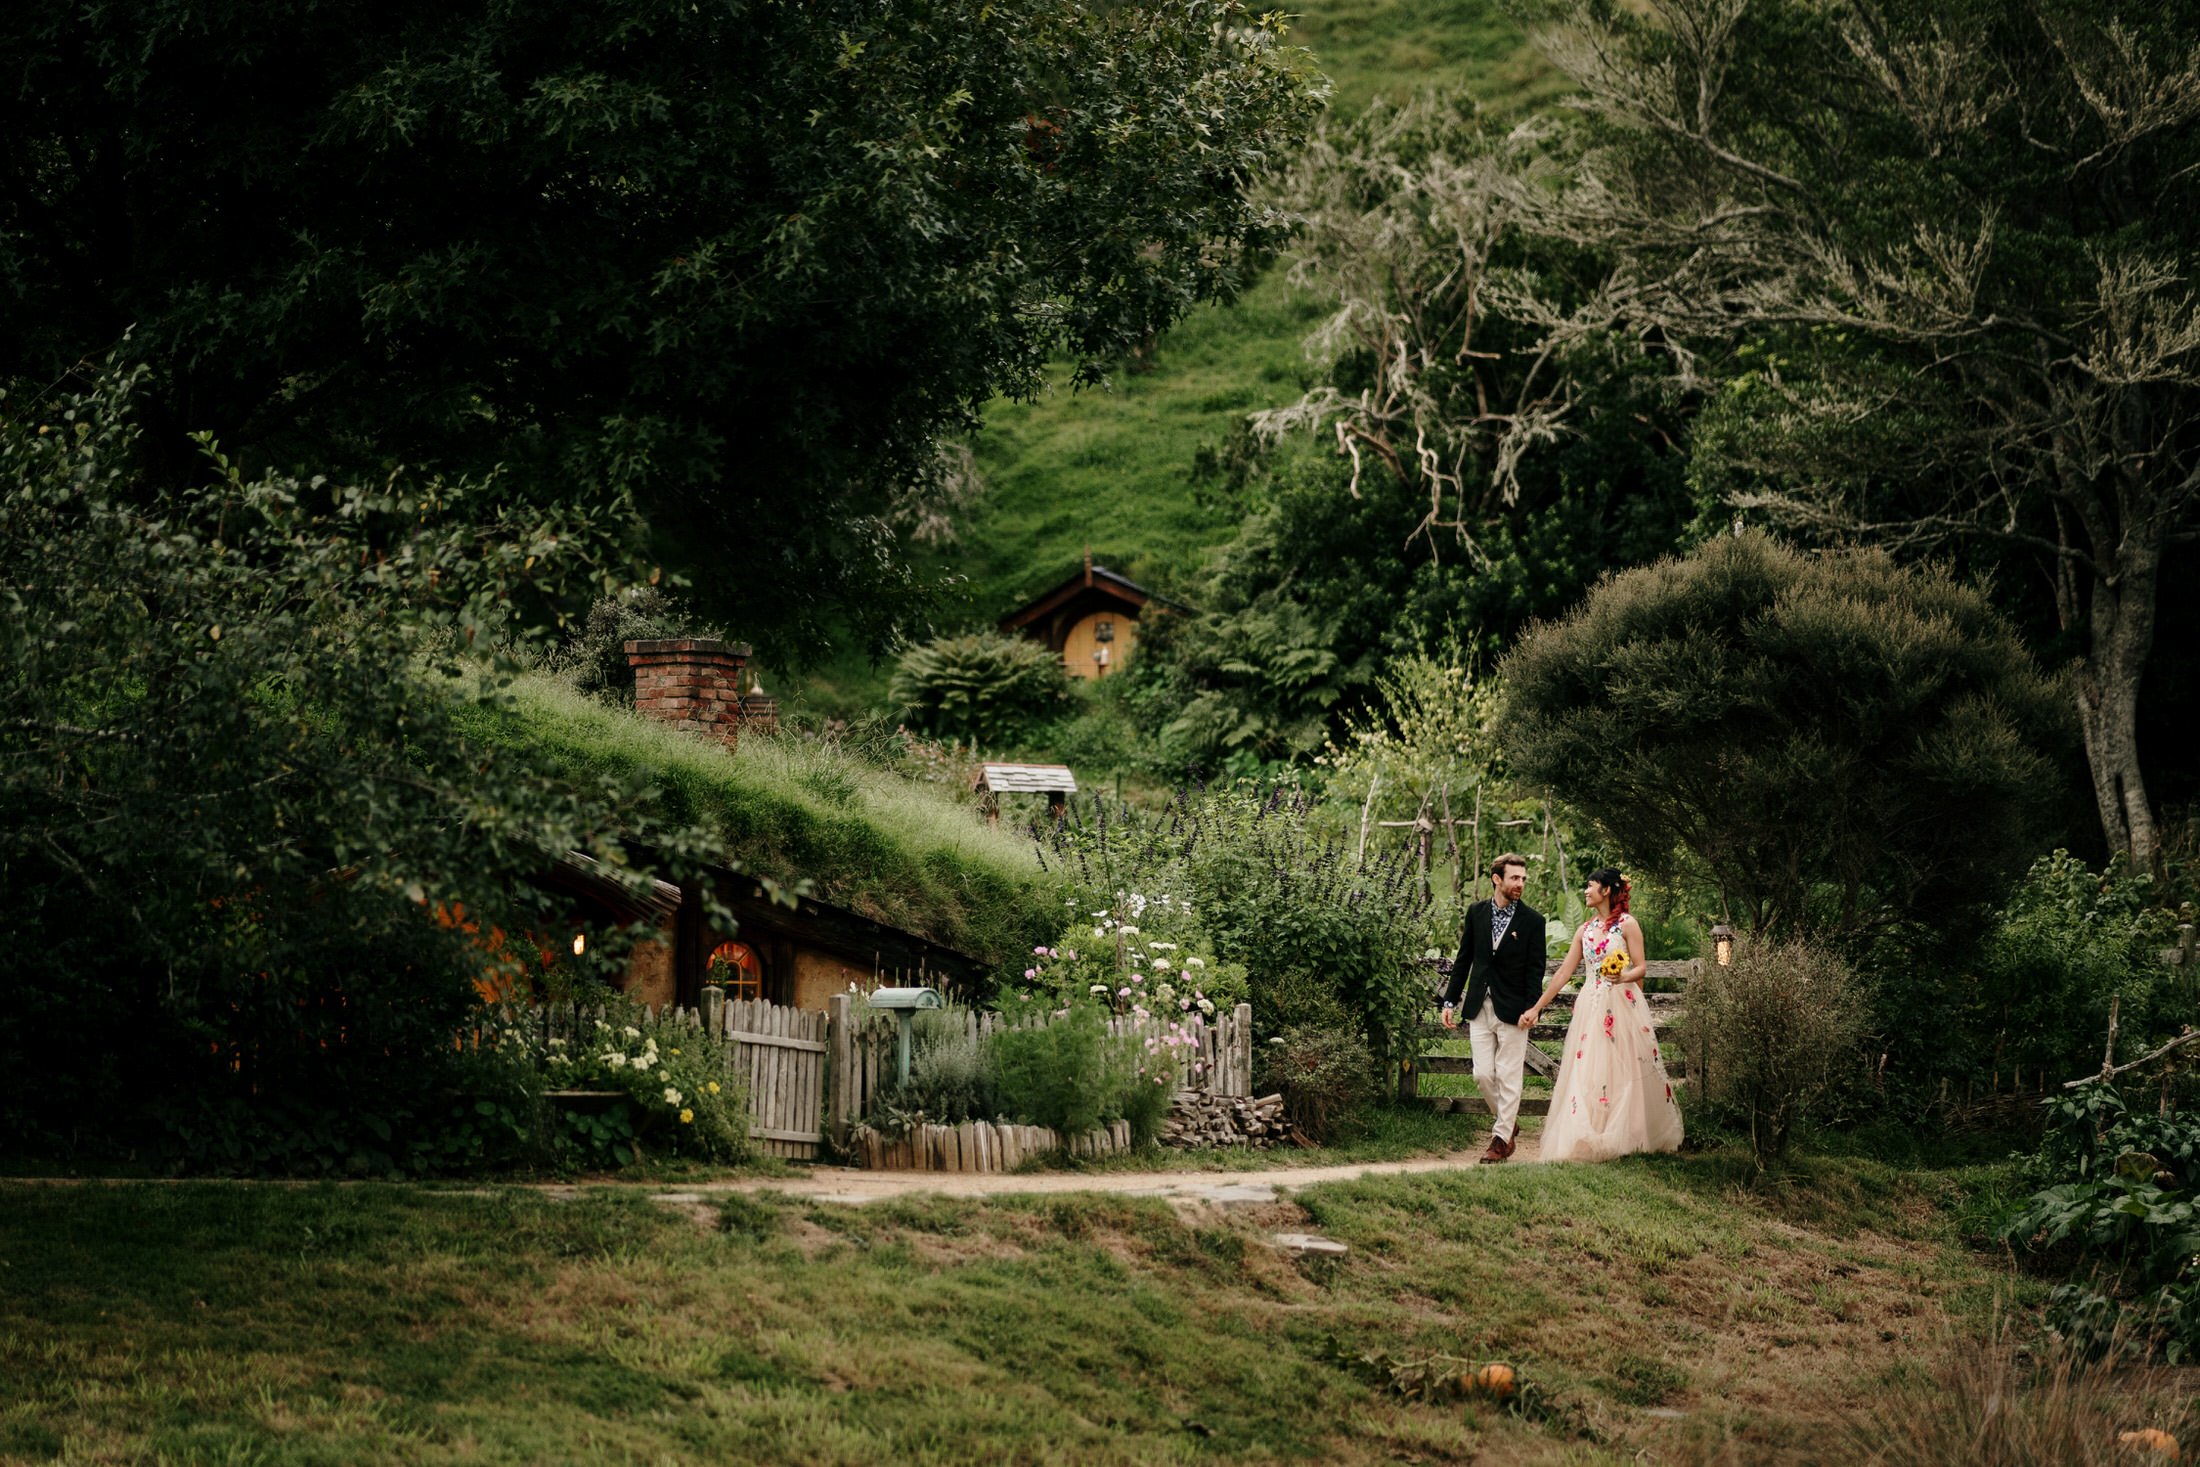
[1474,1363,1517,1399]
[2120,1429,2181,1459]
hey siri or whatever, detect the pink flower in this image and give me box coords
[1623,989,1635,1004]
[1024,968,1037,979]
[1603,1013,1615,1039]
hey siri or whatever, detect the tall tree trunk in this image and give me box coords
[2075,531,2161,872]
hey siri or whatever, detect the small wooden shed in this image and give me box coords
[973,761,1077,823]
[997,550,1175,679]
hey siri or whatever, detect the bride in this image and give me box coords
[1522,867,1684,1162]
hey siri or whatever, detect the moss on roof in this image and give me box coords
[459,673,1063,969]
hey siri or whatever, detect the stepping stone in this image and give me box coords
[1268,1232,1349,1258]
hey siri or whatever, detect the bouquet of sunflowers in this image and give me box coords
[1597,948,1629,980]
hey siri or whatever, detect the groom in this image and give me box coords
[1441,853,1546,1163]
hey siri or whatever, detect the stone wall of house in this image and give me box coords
[621,937,676,1011]
[790,945,869,1012]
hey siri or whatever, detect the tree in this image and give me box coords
[0,0,1322,655]
[1141,94,1695,771]
[1519,0,2200,871]
[1499,532,2071,937]
[0,368,737,1156]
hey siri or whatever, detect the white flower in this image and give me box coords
[1185,957,1206,969]
[1119,925,1140,936]
[1197,998,1215,1014]
[1092,927,1108,940]
[1149,941,1177,952]
[604,1052,627,1069]
[1152,957,1173,972]
[663,1087,683,1106]
[631,1054,654,1072]
[1090,984,1109,994]
[622,1025,641,1039]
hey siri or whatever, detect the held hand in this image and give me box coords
[1441,1006,1457,1030]
[1516,1009,1537,1032]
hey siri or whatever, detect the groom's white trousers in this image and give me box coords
[1469,998,1530,1143]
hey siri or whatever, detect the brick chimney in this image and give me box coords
[624,638,753,750]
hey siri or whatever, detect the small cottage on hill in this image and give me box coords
[997,550,1178,679]
[520,636,996,1012]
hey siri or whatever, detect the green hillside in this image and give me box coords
[791,1,1560,718]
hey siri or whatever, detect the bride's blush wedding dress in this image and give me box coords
[1540,916,1685,1162]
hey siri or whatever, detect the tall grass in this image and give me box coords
[457,672,1064,966]
[1846,1319,2193,1466]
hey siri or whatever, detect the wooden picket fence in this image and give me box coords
[825,993,1254,1152]
[510,992,1252,1165]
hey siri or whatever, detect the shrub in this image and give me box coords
[547,586,726,704]
[1033,784,1437,1078]
[2001,1091,2200,1363]
[869,1017,996,1136]
[1257,1023,1376,1142]
[544,1002,748,1165]
[1690,932,1869,1168]
[1501,531,2071,939]
[1015,896,1249,1023]
[985,1002,1176,1144]
[991,1005,1113,1136]
[891,629,1069,744]
[1972,853,2180,1083]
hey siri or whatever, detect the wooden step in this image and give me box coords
[1416,1083,1687,1120]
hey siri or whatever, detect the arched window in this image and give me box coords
[707,940,763,1001]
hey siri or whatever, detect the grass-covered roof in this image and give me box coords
[460,674,1063,970]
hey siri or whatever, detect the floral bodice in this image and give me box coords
[1581,916,1628,983]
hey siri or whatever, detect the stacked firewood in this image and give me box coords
[1160,1088,1293,1148]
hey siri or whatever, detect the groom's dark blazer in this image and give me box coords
[1441,898,1547,1025]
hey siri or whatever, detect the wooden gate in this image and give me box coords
[710,994,828,1160]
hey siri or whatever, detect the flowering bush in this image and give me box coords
[1032,784,1438,1079]
[546,1006,747,1164]
[1011,892,1249,1023]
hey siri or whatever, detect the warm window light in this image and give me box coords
[1710,923,1735,968]
[571,932,587,958]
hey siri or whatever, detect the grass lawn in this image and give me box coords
[7,1147,2164,1465]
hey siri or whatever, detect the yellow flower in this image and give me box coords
[680,1108,695,1124]
[1598,950,1627,978]
[669,1048,681,1057]
[706,1082,720,1095]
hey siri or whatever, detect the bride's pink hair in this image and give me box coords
[1588,867,1631,924]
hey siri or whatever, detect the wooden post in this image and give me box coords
[702,985,725,1037]
[1232,1003,1252,1100]
[1470,784,1482,889]
[827,993,854,1150]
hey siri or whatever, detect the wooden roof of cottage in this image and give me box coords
[997,553,1185,633]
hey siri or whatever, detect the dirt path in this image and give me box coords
[634,1127,1545,1207]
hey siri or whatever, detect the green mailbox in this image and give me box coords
[867,986,943,1087]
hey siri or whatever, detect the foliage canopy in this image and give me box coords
[1500,532,2071,935]
[0,0,1323,653]
[0,369,734,1162]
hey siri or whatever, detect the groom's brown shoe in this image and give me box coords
[1479,1133,1513,1164]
